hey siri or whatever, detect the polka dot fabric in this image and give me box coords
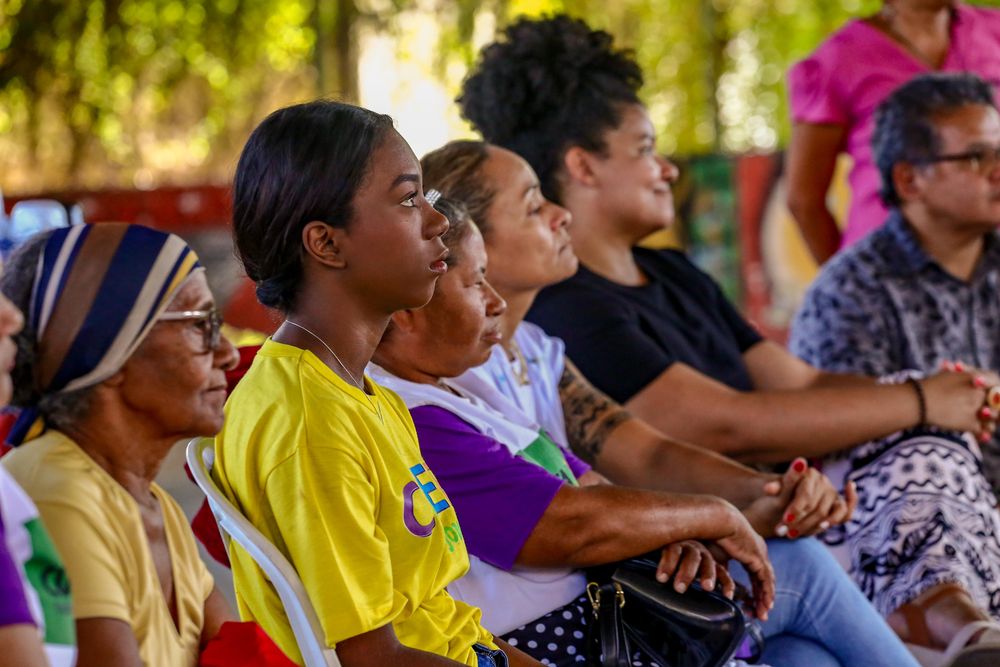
[502,594,663,666]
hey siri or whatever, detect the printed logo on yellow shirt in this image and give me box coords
[402,463,452,538]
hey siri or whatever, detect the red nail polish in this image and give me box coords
[785,512,796,523]
[975,376,988,388]
[955,361,967,372]
[792,459,807,473]
[980,432,992,443]
[981,407,993,419]
[788,529,800,538]
[990,387,1000,409]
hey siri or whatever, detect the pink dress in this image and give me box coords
[788,3,1000,249]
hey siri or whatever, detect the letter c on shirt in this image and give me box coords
[403,481,435,537]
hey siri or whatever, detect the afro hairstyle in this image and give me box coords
[458,14,643,203]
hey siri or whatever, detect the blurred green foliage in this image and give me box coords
[2,0,1000,191]
[0,0,320,190]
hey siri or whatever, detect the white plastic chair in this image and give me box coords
[186,438,341,667]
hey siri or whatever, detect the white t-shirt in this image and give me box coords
[453,322,571,451]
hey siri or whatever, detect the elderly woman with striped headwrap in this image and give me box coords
[0,223,239,667]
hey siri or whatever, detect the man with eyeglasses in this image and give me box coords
[792,71,1000,488]
[788,72,1000,660]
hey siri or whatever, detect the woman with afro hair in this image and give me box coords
[451,13,1000,667]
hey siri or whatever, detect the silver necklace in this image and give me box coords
[284,319,383,423]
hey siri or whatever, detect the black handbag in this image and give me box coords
[587,554,750,667]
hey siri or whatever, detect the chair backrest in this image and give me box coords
[185,438,341,667]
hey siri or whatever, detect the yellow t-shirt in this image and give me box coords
[213,339,492,665]
[2,431,215,667]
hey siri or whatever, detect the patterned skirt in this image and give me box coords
[820,427,1000,618]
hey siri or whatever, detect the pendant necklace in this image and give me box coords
[507,340,531,386]
[284,319,384,423]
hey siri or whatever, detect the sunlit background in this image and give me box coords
[6,0,1000,341]
[0,0,925,195]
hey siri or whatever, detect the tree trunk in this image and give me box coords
[313,0,360,103]
[700,0,727,152]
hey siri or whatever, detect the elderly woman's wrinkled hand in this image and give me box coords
[654,540,735,600]
[712,504,775,621]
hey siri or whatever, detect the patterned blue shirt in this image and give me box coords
[790,210,1000,375]
[790,210,1000,487]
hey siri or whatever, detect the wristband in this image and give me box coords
[907,377,927,428]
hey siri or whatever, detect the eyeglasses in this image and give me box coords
[157,308,223,353]
[919,145,1000,175]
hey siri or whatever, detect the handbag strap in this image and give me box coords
[587,581,632,667]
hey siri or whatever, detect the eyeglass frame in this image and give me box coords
[157,308,223,353]
[915,144,1000,175]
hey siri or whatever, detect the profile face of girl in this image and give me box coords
[477,146,577,294]
[233,102,451,316]
[338,129,451,312]
[406,224,506,378]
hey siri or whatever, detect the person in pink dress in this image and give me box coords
[786,0,1000,264]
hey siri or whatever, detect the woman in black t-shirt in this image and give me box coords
[452,14,1000,661]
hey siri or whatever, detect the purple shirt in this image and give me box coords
[788,3,1000,249]
[0,511,33,628]
[410,405,590,571]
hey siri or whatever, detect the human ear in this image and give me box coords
[892,162,922,202]
[389,308,419,335]
[302,221,347,269]
[563,146,600,188]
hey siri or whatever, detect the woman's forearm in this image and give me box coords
[336,625,478,666]
[785,121,847,266]
[721,384,923,462]
[516,485,740,569]
[627,366,925,463]
[631,362,990,463]
[595,416,772,508]
[788,200,841,266]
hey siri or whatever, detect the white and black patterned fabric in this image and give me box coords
[820,425,1000,618]
[790,210,1000,493]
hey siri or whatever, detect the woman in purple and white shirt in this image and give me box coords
[0,288,75,667]
[371,195,778,667]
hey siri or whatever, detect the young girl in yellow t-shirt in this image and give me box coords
[214,100,539,667]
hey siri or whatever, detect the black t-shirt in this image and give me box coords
[527,247,763,404]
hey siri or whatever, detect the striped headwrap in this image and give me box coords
[8,223,202,445]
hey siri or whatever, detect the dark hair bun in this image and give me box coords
[459,14,643,201]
